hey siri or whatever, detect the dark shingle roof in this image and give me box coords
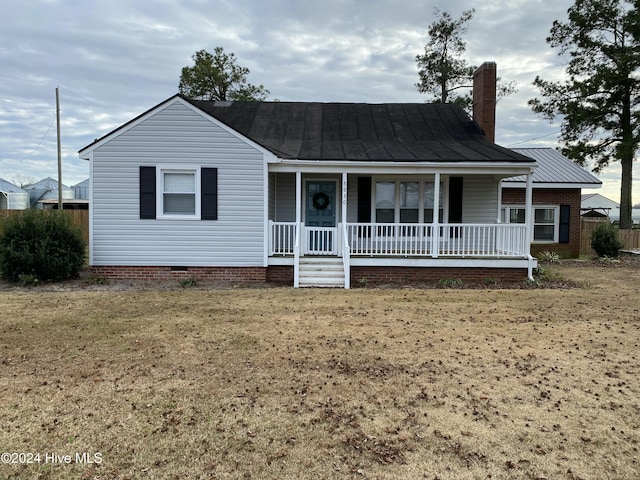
[185,97,534,163]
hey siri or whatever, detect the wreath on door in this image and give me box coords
[312,192,331,210]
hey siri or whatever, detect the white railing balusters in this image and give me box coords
[270,222,297,255]
[344,223,528,258]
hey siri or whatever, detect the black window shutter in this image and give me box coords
[357,177,372,223]
[201,168,218,220]
[559,204,570,243]
[448,177,463,223]
[139,166,156,219]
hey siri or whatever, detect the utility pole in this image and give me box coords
[56,86,62,210]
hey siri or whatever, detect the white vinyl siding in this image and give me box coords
[462,176,499,223]
[91,100,265,266]
[273,173,296,222]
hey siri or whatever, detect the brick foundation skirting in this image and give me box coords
[266,265,294,285]
[351,266,529,285]
[91,265,528,286]
[91,266,267,283]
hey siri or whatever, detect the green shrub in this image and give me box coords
[178,277,198,288]
[590,223,623,258]
[437,277,463,288]
[0,210,86,283]
[537,250,560,263]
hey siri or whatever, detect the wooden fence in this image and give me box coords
[581,218,640,255]
[0,210,89,245]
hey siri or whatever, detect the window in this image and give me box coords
[423,180,444,223]
[374,178,445,223]
[139,166,217,220]
[163,171,196,215]
[502,206,559,243]
[400,182,419,223]
[375,181,395,223]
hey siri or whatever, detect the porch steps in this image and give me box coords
[298,257,345,288]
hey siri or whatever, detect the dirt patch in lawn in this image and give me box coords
[0,257,639,479]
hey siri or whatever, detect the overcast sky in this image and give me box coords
[1,0,638,204]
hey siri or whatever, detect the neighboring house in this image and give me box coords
[23,177,74,209]
[581,193,619,218]
[79,62,542,288]
[0,178,29,210]
[502,148,601,258]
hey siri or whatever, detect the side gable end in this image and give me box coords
[78,96,278,162]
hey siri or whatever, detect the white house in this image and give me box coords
[79,62,542,287]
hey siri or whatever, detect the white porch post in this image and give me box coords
[341,172,348,230]
[431,172,441,258]
[525,171,534,279]
[294,170,302,287]
[497,180,503,223]
[341,171,350,289]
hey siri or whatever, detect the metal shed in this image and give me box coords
[0,178,29,210]
[23,177,74,209]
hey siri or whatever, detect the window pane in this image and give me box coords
[509,208,526,224]
[375,181,395,209]
[423,208,444,223]
[376,209,395,223]
[423,180,444,208]
[534,225,555,241]
[400,182,419,208]
[164,194,195,214]
[535,208,555,224]
[164,173,195,193]
[400,209,418,223]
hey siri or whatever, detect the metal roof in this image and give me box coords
[185,97,535,164]
[505,148,601,186]
[0,178,26,193]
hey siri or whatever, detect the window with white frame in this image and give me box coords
[160,169,199,217]
[374,178,445,223]
[502,206,559,243]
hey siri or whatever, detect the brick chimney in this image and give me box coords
[472,62,497,142]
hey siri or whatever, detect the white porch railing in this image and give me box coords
[269,221,296,255]
[346,223,528,258]
[304,226,337,255]
[270,222,529,258]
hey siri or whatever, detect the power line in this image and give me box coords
[506,130,561,147]
[19,112,56,162]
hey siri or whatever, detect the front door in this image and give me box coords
[305,181,337,254]
[306,181,336,227]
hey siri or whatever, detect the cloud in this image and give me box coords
[0,0,635,204]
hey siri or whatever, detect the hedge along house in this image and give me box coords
[79,62,539,288]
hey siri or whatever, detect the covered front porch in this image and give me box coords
[267,165,537,288]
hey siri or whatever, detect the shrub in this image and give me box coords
[178,277,198,288]
[590,223,623,258]
[437,277,463,288]
[537,251,560,263]
[0,210,86,283]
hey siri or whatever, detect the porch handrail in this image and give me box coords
[342,222,351,289]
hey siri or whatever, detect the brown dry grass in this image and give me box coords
[1,258,639,479]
